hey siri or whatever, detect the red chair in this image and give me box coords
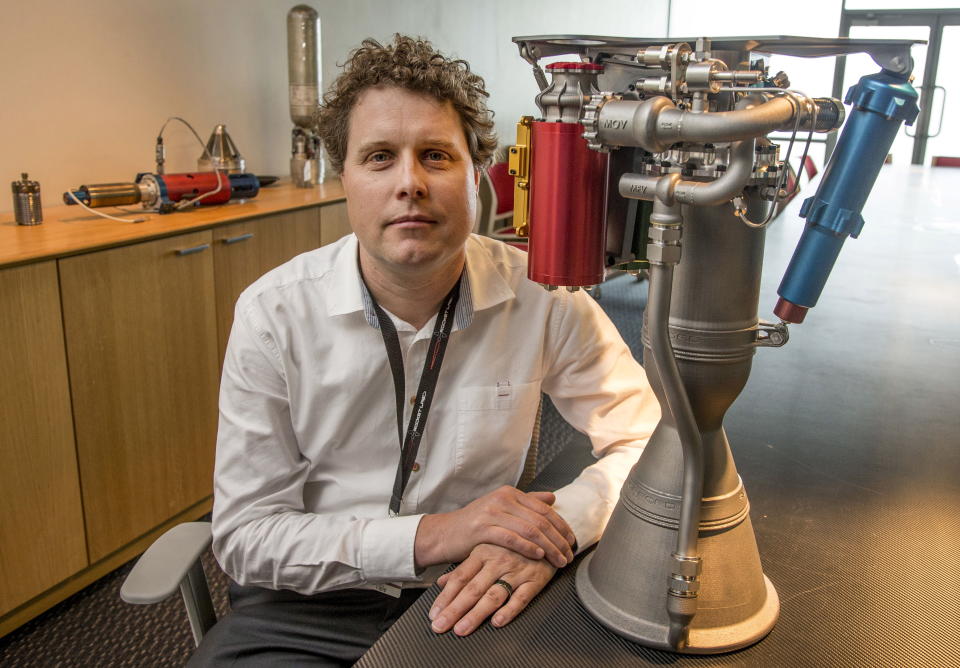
[802,155,819,180]
[932,156,960,167]
[478,162,526,247]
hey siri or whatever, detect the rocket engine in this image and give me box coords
[510,34,919,653]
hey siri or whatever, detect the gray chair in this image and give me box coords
[120,402,543,646]
[120,521,216,646]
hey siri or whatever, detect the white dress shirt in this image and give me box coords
[212,233,660,594]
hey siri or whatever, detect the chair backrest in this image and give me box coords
[487,162,514,215]
[932,156,960,167]
[478,162,523,242]
[517,397,542,490]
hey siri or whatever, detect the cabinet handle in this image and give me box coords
[223,233,254,245]
[176,243,210,256]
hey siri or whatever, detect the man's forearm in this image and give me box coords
[412,486,576,570]
[214,509,424,593]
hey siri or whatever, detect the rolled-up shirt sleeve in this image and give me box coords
[541,290,661,552]
[211,305,423,594]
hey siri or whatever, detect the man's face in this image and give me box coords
[340,86,480,276]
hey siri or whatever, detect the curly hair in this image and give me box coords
[316,34,497,174]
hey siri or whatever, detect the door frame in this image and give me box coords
[831,5,960,164]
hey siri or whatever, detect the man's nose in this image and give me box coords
[395,154,428,199]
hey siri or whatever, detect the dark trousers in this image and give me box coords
[187,582,424,667]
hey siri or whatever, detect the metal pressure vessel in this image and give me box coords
[287,5,321,130]
[528,121,609,287]
[527,62,609,288]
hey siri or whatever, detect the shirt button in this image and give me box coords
[411,462,421,472]
[409,396,416,405]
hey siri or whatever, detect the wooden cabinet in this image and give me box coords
[213,208,322,363]
[0,194,347,635]
[320,200,351,246]
[213,202,350,363]
[0,262,88,616]
[59,231,220,562]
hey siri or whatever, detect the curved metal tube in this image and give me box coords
[618,139,756,207]
[657,96,797,144]
[674,139,756,206]
[598,94,804,152]
[646,200,705,647]
[648,260,704,560]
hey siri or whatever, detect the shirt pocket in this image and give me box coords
[455,381,542,486]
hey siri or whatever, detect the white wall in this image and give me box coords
[669,0,846,173]
[316,0,670,148]
[0,0,670,215]
[0,0,317,214]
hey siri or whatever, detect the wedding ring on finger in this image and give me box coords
[493,579,514,600]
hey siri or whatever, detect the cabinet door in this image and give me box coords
[0,262,87,615]
[213,208,321,363]
[260,207,322,271]
[320,201,351,246]
[59,231,220,562]
[213,220,263,364]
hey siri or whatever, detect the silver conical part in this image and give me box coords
[198,124,245,173]
[576,197,779,653]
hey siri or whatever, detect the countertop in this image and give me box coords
[0,179,345,268]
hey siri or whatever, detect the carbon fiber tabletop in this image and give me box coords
[358,166,960,668]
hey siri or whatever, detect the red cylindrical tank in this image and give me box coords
[527,121,609,287]
[161,172,232,205]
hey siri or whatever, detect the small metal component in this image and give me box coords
[667,574,700,595]
[63,182,142,208]
[647,244,682,264]
[685,60,724,94]
[712,70,764,85]
[518,43,549,92]
[291,128,321,187]
[12,172,42,225]
[753,320,790,347]
[536,61,603,123]
[509,116,533,237]
[771,70,790,88]
[581,93,615,152]
[648,225,682,243]
[647,201,683,266]
[155,137,166,175]
[198,124,245,173]
[774,297,808,324]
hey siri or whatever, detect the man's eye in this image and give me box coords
[368,152,391,163]
[425,150,448,162]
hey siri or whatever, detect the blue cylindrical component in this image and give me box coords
[775,70,919,323]
[63,189,89,205]
[228,173,260,200]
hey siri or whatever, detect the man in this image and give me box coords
[192,35,659,666]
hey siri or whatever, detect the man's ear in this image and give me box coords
[474,166,481,191]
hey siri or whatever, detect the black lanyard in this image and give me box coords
[367,277,461,516]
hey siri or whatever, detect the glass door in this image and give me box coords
[923,24,960,163]
[833,6,960,165]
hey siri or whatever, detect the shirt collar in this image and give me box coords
[325,234,516,330]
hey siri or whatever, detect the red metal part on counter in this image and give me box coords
[161,172,232,205]
[527,121,609,287]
